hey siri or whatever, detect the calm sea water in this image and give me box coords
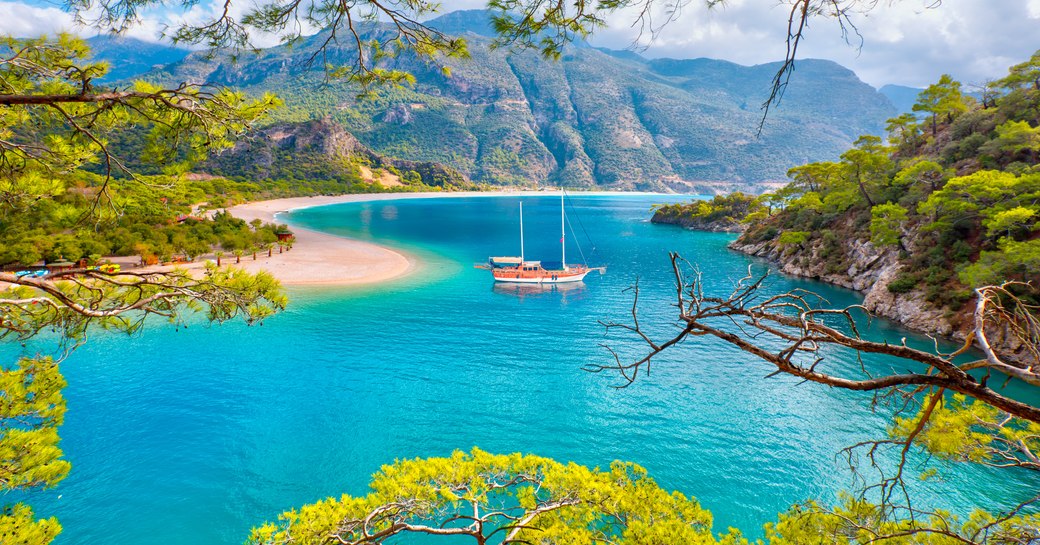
[13,195,1040,544]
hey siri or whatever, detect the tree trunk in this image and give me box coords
[854,167,876,207]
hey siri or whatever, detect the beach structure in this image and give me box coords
[46,260,76,274]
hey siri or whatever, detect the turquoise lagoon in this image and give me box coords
[17,194,1040,544]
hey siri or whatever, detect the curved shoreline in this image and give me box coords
[225,190,670,287]
[226,195,416,287]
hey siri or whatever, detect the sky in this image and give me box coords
[1,0,1038,88]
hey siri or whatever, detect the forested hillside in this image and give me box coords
[655,51,1040,361]
[202,118,469,189]
[132,9,895,190]
[0,34,471,272]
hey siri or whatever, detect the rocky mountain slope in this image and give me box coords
[201,117,469,189]
[134,10,896,190]
[86,36,189,82]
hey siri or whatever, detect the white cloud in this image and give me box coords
[2,0,1036,88]
[0,0,300,48]
[0,2,75,37]
[590,0,1039,88]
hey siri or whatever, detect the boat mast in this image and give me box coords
[519,201,525,263]
[561,191,567,270]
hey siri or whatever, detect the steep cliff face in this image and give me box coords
[729,232,1032,364]
[730,235,955,335]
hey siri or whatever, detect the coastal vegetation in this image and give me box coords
[651,192,765,232]
[3,2,1039,545]
[655,53,1040,341]
[0,161,458,269]
[0,172,280,267]
[249,449,720,545]
[248,448,1040,544]
[738,62,1040,338]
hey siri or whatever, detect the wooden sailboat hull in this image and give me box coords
[492,267,590,284]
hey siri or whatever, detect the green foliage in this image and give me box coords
[249,444,1040,544]
[991,119,1040,157]
[776,231,810,246]
[0,357,68,545]
[765,494,1040,544]
[0,174,301,267]
[996,50,1040,92]
[913,73,972,135]
[840,135,893,206]
[869,203,908,247]
[984,206,1036,238]
[250,448,715,545]
[0,35,278,207]
[734,56,1040,308]
[885,112,923,148]
[918,171,1040,242]
[0,504,62,545]
[892,394,1040,468]
[892,159,949,196]
[0,358,69,491]
[651,193,764,230]
[886,273,917,294]
[959,239,1040,287]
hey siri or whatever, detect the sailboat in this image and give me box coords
[478,192,604,284]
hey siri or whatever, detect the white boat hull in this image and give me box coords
[493,270,590,284]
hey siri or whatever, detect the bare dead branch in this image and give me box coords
[597,253,1040,422]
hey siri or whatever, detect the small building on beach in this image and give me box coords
[46,260,76,274]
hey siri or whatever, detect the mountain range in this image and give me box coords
[878,84,924,114]
[86,35,189,82]
[92,10,901,191]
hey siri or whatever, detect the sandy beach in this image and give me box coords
[221,191,533,286]
[2,190,662,289]
[223,195,416,286]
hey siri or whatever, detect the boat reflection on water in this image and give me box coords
[491,280,587,300]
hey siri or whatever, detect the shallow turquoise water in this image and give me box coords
[14,195,1040,544]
